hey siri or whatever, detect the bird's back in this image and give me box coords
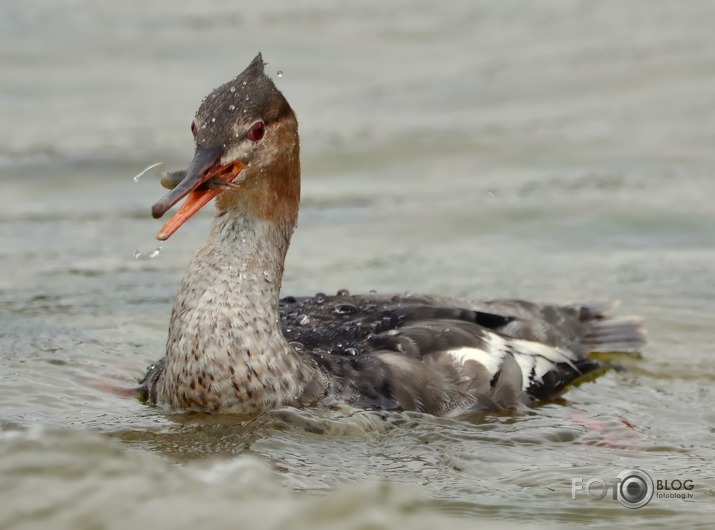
[280,292,645,415]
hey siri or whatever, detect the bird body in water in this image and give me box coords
[140,54,645,415]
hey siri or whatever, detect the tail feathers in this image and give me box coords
[582,315,646,353]
[577,300,622,320]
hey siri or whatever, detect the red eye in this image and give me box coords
[247,121,265,142]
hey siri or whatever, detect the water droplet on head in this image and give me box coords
[242,81,247,86]
[230,87,236,93]
[299,314,310,326]
[276,71,283,77]
[201,124,207,129]
[228,105,236,111]
[315,292,326,304]
[211,118,216,123]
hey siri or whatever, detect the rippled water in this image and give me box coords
[1,1,714,528]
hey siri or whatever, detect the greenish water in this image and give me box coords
[1,1,714,528]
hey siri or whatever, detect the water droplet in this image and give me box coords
[228,105,235,111]
[276,71,283,77]
[201,124,207,129]
[344,347,359,356]
[133,245,162,260]
[263,270,271,282]
[133,162,163,182]
[334,303,358,315]
[369,289,377,295]
[336,289,350,297]
[242,81,247,86]
[230,87,236,93]
[315,292,326,304]
[299,314,310,326]
[211,117,216,123]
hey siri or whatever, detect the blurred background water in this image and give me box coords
[1,1,714,528]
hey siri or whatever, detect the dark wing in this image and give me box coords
[280,292,645,415]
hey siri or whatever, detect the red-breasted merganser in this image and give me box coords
[139,54,645,415]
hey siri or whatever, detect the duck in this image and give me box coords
[139,53,645,415]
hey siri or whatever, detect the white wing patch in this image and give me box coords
[448,334,579,392]
[447,333,511,376]
[511,340,576,365]
[510,339,578,390]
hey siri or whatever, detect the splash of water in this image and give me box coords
[132,162,163,182]
[133,245,162,260]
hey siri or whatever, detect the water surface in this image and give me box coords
[1,1,714,528]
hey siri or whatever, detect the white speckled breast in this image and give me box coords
[156,212,322,412]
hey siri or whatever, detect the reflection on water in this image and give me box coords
[1,0,715,528]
